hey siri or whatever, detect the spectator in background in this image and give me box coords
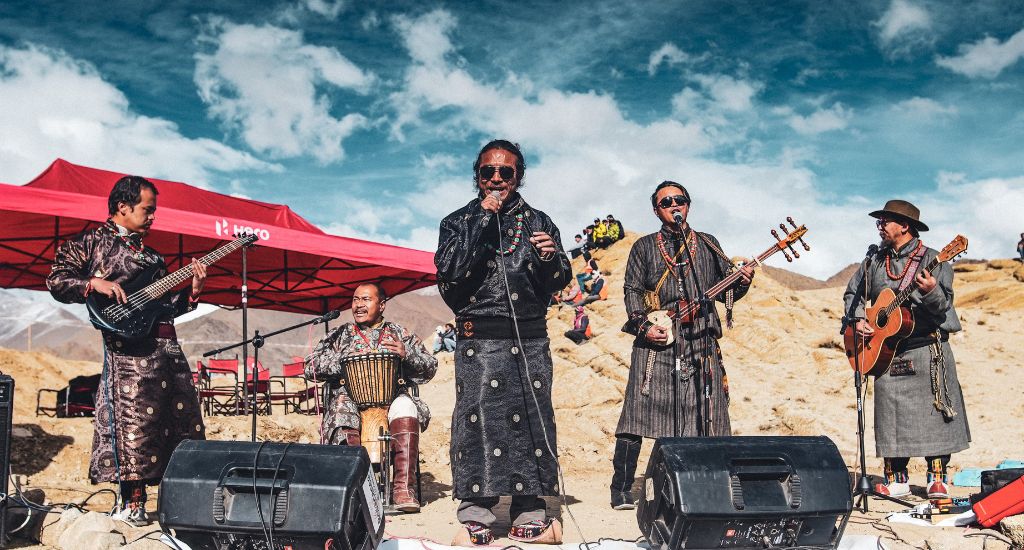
[558,282,582,306]
[434,323,457,353]
[584,225,596,252]
[569,234,587,259]
[564,306,591,345]
[578,269,606,307]
[1017,232,1024,262]
[593,217,611,249]
[606,215,624,243]
[576,258,600,290]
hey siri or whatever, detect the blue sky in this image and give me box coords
[1,0,1022,278]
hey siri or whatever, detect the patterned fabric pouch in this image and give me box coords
[889,358,915,377]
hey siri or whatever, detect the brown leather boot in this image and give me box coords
[389,417,420,513]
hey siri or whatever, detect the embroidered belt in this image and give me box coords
[456,316,547,339]
[152,323,177,340]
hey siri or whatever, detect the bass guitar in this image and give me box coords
[843,235,968,377]
[651,218,810,342]
[87,233,258,338]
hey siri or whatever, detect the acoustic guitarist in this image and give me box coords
[46,176,207,526]
[842,199,970,500]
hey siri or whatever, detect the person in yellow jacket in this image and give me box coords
[593,217,611,248]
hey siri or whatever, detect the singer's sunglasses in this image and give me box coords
[657,195,690,209]
[477,165,517,181]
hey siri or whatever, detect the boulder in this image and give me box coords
[39,507,83,548]
[57,511,124,549]
[1000,513,1024,548]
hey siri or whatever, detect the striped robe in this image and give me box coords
[616,226,749,439]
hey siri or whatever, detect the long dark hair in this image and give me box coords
[472,139,526,189]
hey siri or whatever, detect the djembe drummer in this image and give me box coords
[305,282,438,513]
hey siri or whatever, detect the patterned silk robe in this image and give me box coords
[46,221,205,484]
[304,320,437,444]
[617,226,749,439]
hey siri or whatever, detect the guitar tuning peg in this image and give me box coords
[771,229,782,242]
[783,250,793,262]
[778,223,791,235]
[789,246,800,259]
[799,237,810,252]
[787,216,798,229]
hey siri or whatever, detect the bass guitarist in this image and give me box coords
[46,176,207,526]
[843,199,970,500]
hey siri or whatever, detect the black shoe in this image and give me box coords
[611,491,636,510]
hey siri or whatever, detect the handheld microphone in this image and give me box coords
[866,244,879,257]
[672,211,684,226]
[313,309,340,325]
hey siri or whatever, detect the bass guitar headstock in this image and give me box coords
[770,217,810,262]
[234,232,260,247]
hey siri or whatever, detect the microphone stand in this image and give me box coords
[842,257,912,512]
[205,310,339,442]
[679,223,713,437]
[671,228,686,438]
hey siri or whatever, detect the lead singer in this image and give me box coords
[436,140,573,546]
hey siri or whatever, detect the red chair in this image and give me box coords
[197,358,242,415]
[269,357,320,415]
[244,358,273,415]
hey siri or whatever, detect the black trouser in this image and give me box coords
[610,434,642,495]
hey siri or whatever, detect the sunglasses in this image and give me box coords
[477,165,516,181]
[657,195,690,209]
[875,218,901,228]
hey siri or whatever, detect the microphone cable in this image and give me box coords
[492,201,592,547]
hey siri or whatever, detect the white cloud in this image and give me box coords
[693,74,762,113]
[301,0,345,19]
[936,27,1024,78]
[891,97,958,118]
[392,10,458,68]
[784,103,852,135]
[382,10,1024,278]
[874,0,933,58]
[361,11,382,31]
[918,173,1024,261]
[647,43,688,76]
[0,44,277,185]
[194,17,375,164]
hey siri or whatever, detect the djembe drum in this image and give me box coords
[340,351,403,464]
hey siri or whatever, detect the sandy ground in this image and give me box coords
[4,237,1023,549]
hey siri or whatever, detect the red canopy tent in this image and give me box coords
[0,159,438,314]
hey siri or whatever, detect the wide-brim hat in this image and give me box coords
[869,199,928,232]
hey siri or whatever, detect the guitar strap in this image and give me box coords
[897,244,927,291]
[694,231,737,328]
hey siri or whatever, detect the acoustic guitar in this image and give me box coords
[843,235,968,377]
[653,218,810,341]
[86,233,257,338]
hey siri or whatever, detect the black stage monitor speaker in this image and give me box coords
[638,436,852,550]
[159,440,384,550]
[0,375,13,548]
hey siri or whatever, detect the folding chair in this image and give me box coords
[269,357,320,415]
[242,357,273,415]
[197,358,242,415]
